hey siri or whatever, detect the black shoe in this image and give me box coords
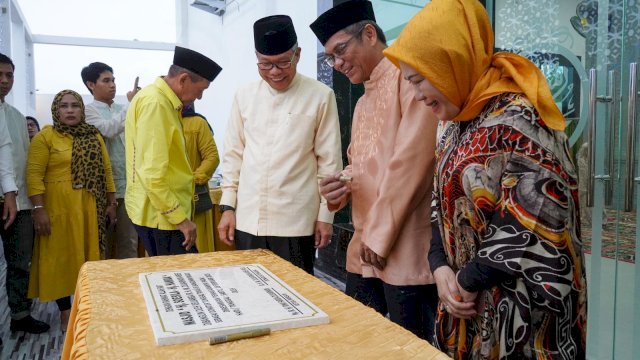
[10,315,51,334]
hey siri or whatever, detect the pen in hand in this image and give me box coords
[209,328,271,345]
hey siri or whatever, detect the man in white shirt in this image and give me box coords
[0,53,50,334]
[0,112,17,225]
[81,62,140,259]
[218,15,342,274]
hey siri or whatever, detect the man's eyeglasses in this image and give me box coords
[323,25,366,68]
[257,48,297,70]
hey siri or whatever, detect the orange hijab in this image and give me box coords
[383,0,565,131]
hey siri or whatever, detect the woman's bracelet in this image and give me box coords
[33,205,45,210]
[108,200,118,207]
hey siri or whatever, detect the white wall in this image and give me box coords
[179,0,320,169]
[0,0,35,116]
[34,94,129,128]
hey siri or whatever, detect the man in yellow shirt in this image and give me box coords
[218,15,342,274]
[125,46,222,256]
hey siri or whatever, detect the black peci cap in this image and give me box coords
[173,46,222,82]
[254,15,298,56]
[310,0,376,45]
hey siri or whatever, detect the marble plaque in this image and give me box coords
[139,264,330,346]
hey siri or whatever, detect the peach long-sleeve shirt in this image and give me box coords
[344,58,439,286]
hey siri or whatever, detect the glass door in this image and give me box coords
[622,1,640,359]
[488,0,639,359]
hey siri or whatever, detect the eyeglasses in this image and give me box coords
[256,48,297,70]
[323,26,366,68]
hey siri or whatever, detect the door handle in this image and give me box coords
[587,69,597,207]
[604,70,616,206]
[587,69,616,207]
[624,63,638,212]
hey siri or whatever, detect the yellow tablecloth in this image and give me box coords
[61,250,449,359]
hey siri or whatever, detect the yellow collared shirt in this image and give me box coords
[125,77,193,230]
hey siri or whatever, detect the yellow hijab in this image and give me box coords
[383,0,565,131]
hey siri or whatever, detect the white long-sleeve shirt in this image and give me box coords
[85,100,128,198]
[0,101,25,206]
[221,73,342,237]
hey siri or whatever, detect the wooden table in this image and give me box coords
[61,250,449,359]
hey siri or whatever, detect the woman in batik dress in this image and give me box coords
[384,0,587,358]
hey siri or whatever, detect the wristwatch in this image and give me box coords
[219,205,235,213]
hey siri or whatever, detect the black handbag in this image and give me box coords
[194,184,214,214]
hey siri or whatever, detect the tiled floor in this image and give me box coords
[0,245,66,360]
[314,268,346,292]
[0,245,345,360]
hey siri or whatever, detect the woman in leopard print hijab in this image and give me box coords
[27,89,116,331]
[50,90,115,257]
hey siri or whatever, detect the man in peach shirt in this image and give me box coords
[312,0,439,341]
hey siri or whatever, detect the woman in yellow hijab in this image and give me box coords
[384,0,587,358]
